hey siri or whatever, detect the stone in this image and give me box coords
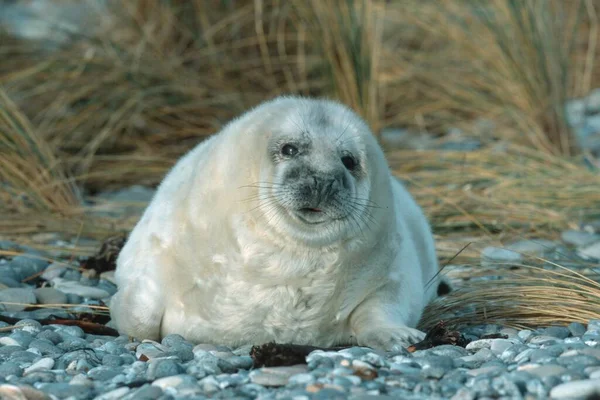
[151,374,195,390]
[466,365,504,377]
[23,357,54,375]
[249,365,308,387]
[50,278,110,299]
[542,326,571,339]
[568,322,586,337]
[586,88,600,114]
[94,387,131,400]
[578,241,600,261]
[490,339,513,355]
[550,378,600,399]
[0,384,52,400]
[506,239,557,255]
[481,247,522,264]
[9,255,49,281]
[40,262,68,281]
[0,362,23,378]
[561,230,600,247]
[466,339,495,351]
[87,366,122,380]
[528,364,568,378]
[34,287,68,305]
[518,330,533,342]
[0,288,37,311]
[147,358,185,380]
[28,338,64,357]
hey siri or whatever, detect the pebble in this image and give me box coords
[550,378,600,399]
[0,288,37,311]
[50,278,110,299]
[561,230,600,247]
[568,322,587,337]
[481,247,522,264]
[577,241,600,260]
[23,357,54,375]
[9,255,49,281]
[34,287,68,304]
[506,239,557,255]
[249,365,308,387]
[0,227,600,399]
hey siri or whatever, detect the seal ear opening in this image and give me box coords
[437,279,452,296]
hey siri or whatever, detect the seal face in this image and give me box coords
[260,107,373,247]
[109,96,440,351]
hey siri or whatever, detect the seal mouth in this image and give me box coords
[300,207,322,213]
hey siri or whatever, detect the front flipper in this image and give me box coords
[349,283,426,352]
[109,274,165,341]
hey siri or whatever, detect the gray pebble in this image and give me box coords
[36,329,63,345]
[542,326,571,339]
[249,365,308,387]
[136,341,168,360]
[561,230,600,246]
[0,275,23,288]
[9,255,49,281]
[28,338,64,357]
[490,339,514,355]
[102,340,127,355]
[0,362,23,378]
[0,345,24,360]
[34,287,68,305]
[122,384,163,400]
[337,347,372,359]
[37,382,93,399]
[51,278,110,299]
[426,345,469,358]
[14,319,42,334]
[147,358,185,380]
[66,293,83,304]
[102,354,124,367]
[88,365,123,381]
[40,262,68,281]
[7,331,34,348]
[9,350,39,364]
[58,336,90,352]
[0,288,37,311]
[518,330,533,342]
[288,372,316,385]
[550,378,600,399]
[588,319,600,331]
[568,322,586,337]
[481,246,522,263]
[415,355,454,379]
[529,335,561,345]
[506,239,557,255]
[578,241,600,260]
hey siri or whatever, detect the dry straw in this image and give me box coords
[0,0,599,329]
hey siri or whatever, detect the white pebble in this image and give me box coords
[465,339,494,350]
[51,278,110,299]
[152,374,186,389]
[92,387,130,400]
[0,337,20,346]
[24,357,54,375]
[550,379,600,399]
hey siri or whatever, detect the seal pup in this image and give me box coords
[109,96,440,351]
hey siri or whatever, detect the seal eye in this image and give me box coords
[341,155,357,171]
[281,144,299,157]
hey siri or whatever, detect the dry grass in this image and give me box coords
[420,258,600,331]
[1,0,600,330]
[0,89,81,213]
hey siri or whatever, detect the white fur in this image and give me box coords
[109,96,440,350]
